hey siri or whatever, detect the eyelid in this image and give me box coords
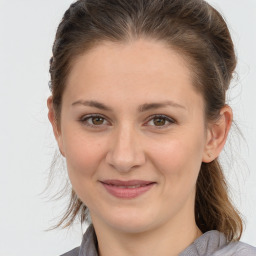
[79,113,176,129]
[79,113,111,128]
[144,114,176,129]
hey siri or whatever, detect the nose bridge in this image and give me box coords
[106,121,145,172]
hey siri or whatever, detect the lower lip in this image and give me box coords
[101,183,155,199]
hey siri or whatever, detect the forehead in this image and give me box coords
[64,39,203,111]
[67,39,191,85]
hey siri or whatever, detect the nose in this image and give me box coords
[105,124,146,173]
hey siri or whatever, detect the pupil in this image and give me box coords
[154,118,165,126]
[92,117,103,125]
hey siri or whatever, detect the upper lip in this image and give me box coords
[101,180,155,186]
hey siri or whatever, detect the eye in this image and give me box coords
[79,114,109,128]
[145,114,176,129]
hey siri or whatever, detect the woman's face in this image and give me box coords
[52,39,212,233]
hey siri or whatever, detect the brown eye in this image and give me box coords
[153,117,166,126]
[80,114,109,128]
[146,115,175,129]
[91,116,104,125]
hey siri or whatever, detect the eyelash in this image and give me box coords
[79,114,176,129]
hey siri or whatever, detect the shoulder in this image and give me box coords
[60,247,80,256]
[60,224,98,256]
[180,230,256,256]
[212,241,256,256]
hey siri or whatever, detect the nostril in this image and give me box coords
[105,133,146,171]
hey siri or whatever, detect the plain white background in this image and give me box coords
[0,0,255,255]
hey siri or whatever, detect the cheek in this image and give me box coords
[62,128,105,180]
[149,136,204,210]
[152,139,203,169]
[147,131,204,185]
[62,131,108,205]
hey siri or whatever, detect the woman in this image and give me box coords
[47,0,256,255]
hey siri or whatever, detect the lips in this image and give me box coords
[100,180,156,199]
[102,179,155,186]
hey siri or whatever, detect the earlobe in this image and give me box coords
[202,105,233,163]
[47,96,65,157]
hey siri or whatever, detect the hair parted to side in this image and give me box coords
[48,0,243,241]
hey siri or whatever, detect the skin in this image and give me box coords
[48,38,232,256]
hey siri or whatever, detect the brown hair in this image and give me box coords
[48,0,243,241]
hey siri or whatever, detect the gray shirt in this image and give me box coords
[61,224,256,256]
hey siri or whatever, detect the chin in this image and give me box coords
[110,221,153,234]
[99,208,161,234]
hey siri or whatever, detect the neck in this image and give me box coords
[91,213,202,256]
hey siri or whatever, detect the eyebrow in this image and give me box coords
[71,100,186,112]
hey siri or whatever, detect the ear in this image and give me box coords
[202,105,233,163]
[47,96,65,157]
